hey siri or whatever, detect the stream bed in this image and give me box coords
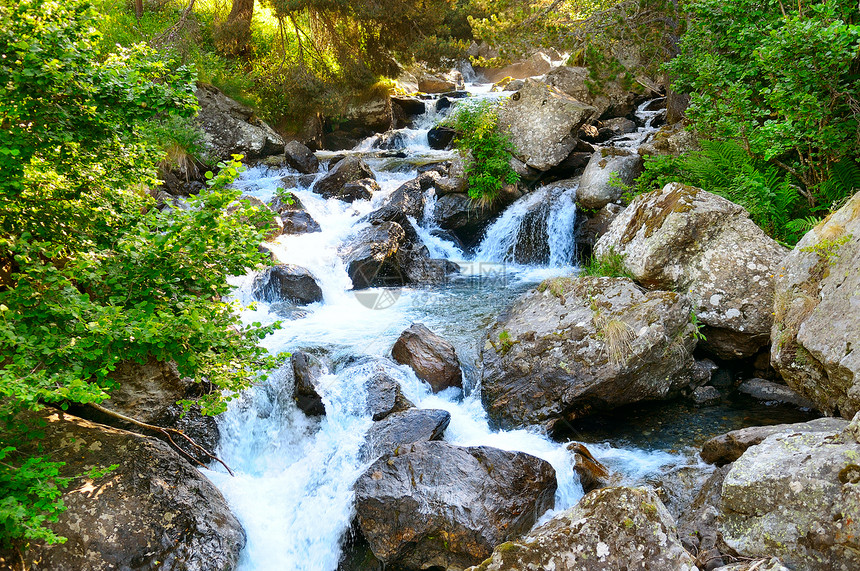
[202,82,817,571]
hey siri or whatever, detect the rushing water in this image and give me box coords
[204,83,694,571]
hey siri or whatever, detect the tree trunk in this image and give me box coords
[222,0,255,55]
[134,0,144,21]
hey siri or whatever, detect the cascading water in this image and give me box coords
[205,84,687,571]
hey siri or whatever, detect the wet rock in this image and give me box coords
[350,359,414,421]
[284,140,319,174]
[544,65,638,119]
[355,441,556,570]
[496,79,598,171]
[391,323,463,393]
[481,276,697,429]
[340,178,379,202]
[391,96,426,117]
[599,117,638,140]
[292,351,327,416]
[20,410,245,571]
[691,385,722,406]
[700,417,845,466]
[362,408,450,460]
[567,442,610,493]
[339,221,407,290]
[771,191,860,419]
[279,173,317,189]
[428,125,456,150]
[418,74,456,93]
[195,83,284,160]
[720,417,860,570]
[713,559,791,571]
[434,193,502,248]
[226,194,283,240]
[314,156,377,199]
[577,149,642,209]
[595,183,788,359]
[379,174,433,218]
[282,210,322,234]
[737,378,816,409]
[468,487,695,571]
[577,203,624,252]
[692,358,719,389]
[252,264,323,305]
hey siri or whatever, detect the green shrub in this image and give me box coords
[443,99,520,202]
[580,247,634,279]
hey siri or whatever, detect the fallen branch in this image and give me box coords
[88,402,235,477]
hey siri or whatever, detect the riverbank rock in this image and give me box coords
[577,149,642,209]
[595,183,788,359]
[21,410,245,571]
[544,65,638,119]
[418,74,456,93]
[481,276,697,429]
[97,358,219,457]
[391,323,463,393]
[467,487,696,571]
[314,156,376,200]
[355,441,556,570]
[362,408,451,460]
[720,416,860,570]
[252,264,323,305]
[771,191,860,418]
[477,52,554,83]
[736,377,816,409]
[379,174,434,218]
[195,83,284,160]
[700,417,845,466]
[284,140,319,174]
[497,79,598,171]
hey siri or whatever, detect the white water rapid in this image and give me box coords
[204,83,685,571]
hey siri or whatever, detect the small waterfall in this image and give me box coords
[473,182,578,267]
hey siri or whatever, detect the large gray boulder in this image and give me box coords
[497,79,598,171]
[544,65,638,119]
[314,156,376,200]
[720,416,860,570]
[481,276,697,429]
[252,264,323,305]
[195,83,284,160]
[467,487,696,571]
[392,323,463,393]
[595,183,788,359]
[771,191,860,418]
[577,149,642,209]
[21,410,245,571]
[355,441,556,570]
